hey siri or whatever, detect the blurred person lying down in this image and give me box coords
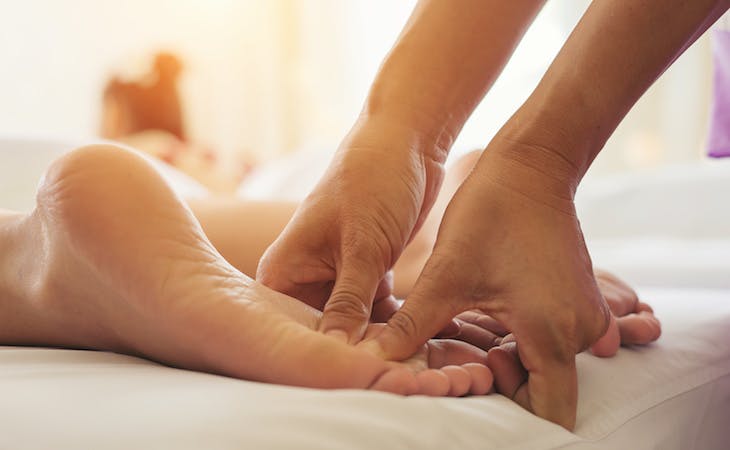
[101,52,247,193]
[0,145,660,396]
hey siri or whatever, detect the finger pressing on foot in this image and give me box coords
[486,342,528,405]
[434,319,462,339]
[456,311,510,336]
[452,322,503,351]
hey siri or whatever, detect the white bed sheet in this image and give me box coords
[2,139,729,448]
[1,287,729,450]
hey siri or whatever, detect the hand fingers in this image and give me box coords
[320,262,383,343]
[487,342,528,402]
[371,272,405,323]
[487,336,578,430]
[456,310,510,336]
[524,354,577,430]
[370,296,400,323]
[363,252,468,359]
[434,319,461,338]
[364,290,458,361]
[452,322,503,351]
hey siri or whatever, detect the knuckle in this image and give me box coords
[387,308,420,340]
[341,231,391,274]
[325,291,371,322]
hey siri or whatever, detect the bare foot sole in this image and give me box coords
[0,145,492,396]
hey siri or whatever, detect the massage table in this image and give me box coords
[1,138,728,449]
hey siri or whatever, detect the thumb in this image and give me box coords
[319,262,382,344]
[364,275,458,361]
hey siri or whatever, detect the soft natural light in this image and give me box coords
[0,0,714,176]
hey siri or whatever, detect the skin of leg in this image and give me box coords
[188,198,298,279]
[0,144,492,395]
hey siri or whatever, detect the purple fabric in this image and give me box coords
[708,29,730,157]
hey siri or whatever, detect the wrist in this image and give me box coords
[474,125,584,213]
[505,73,614,177]
[480,95,607,200]
[348,110,451,167]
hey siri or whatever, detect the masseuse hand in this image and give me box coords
[257,116,447,342]
[364,136,611,430]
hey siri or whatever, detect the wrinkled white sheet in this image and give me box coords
[0,288,728,450]
[1,139,729,449]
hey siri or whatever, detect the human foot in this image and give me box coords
[451,270,661,357]
[453,270,661,405]
[588,270,661,357]
[0,145,491,395]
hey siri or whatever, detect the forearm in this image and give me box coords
[362,0,545,161]
[499,0,730,185]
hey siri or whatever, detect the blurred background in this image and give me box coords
[0,0,714,191]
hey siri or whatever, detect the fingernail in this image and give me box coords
[325,329,349,343]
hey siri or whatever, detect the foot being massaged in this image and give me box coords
[0,144,660,401]
[4,0,725,432]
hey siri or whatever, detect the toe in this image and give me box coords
[415,369,451,396]
[441,365,472,397]
[618,311,662,345]
[463,363,493,395]
[369,367,419,395]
